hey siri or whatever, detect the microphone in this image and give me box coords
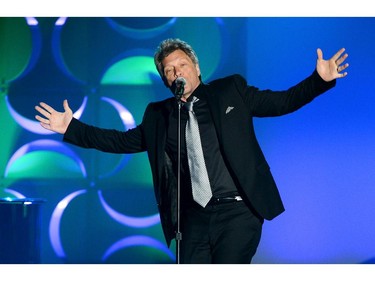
[172,77,186,100]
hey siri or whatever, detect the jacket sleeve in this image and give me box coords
[236,70,336,117]
[63,117,146,154]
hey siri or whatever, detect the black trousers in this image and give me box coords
[180,200,263,264]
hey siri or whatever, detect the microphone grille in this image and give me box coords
[176,77,186,85]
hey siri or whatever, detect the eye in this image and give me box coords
[164,68,173,76]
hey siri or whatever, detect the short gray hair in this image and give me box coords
[154,38,199,83]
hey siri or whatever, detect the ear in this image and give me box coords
[195,64,201,77]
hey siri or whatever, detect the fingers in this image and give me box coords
[34,102,55,126]
[38,102,56,114]
[34,114,48,124]
[332,48,346,62]
[335,52,349,67]
[35,104,51,118]
[34,100,70,133]
[318,47,348,64]
[63,99,70,112]
[316,48,323,60]
[332,48,349,73]
[338,64,349,78]
[40,122,51,130]
[337,62,349,73]
[334,48,349,77]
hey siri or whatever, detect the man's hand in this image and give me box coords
[316,48,349,82]
[35,99,73,134]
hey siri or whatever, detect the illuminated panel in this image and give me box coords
[49,189,87,258]
[4,139,87,178]
[0,17,39,83]
[52,17,86,85]
[55,17,67,26]
[98,97,136,179]
[25,17,38,26]
[98,190,160,228]
[5,95,87,135]
[105,17,177,39]
[101,97,135,129]
[101,56,159,85]
[1,188,26,200]
[101,235,175,262]
[173,17,226,81]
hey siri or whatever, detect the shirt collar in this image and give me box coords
[188,82,206,102]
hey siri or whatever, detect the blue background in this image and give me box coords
[0,17,374,264]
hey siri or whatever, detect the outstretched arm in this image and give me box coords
[35,99,73,134]
[316,48,349,82]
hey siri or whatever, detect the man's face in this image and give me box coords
[162,49,201,100]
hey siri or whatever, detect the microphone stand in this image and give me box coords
[174,84,184,264]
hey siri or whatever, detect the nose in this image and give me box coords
[174,66,182,78]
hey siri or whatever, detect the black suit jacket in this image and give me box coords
[64,70,335,246]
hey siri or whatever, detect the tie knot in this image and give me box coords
[185,101,194,112]
[184,96,198,112]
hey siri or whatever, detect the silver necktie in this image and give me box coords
[185,97,213,207]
